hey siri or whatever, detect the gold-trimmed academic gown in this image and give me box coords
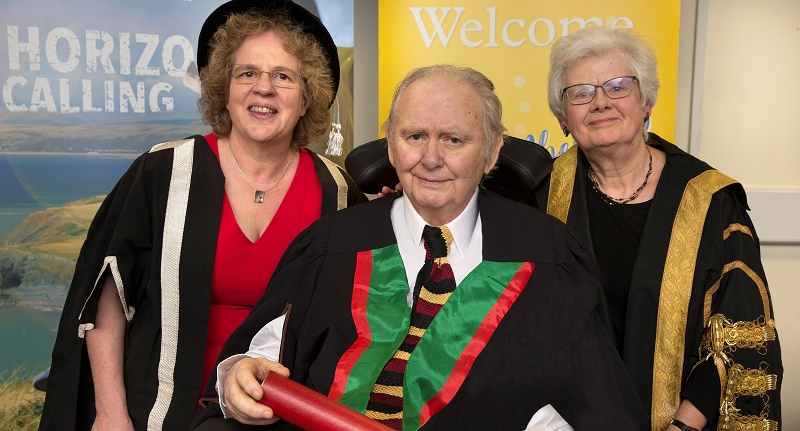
[536,133,782,431]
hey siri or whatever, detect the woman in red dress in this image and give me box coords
[39,2,366,430]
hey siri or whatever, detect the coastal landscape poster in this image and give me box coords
[0,1,353,428]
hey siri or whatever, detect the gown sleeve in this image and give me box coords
[39,150,153,431]
[681,187,782,428]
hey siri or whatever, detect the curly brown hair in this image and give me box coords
[198,10,334,148]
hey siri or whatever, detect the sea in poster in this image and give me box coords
[0,153,136,238]
[0,152,135,374]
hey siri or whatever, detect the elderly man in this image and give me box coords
[193,65,647,430]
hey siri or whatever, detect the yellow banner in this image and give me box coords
[378,1,680,156]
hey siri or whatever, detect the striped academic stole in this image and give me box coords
[365,225,456,429]
[328,241,534,431]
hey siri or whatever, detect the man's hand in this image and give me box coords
[222,357,291,425]
[377,183,402,198]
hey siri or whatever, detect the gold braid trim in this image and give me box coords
[651,170,737,431]
[695,315,779,428]
[719,363,778,430]
[736,368,778,396]
[696,314,777,412]
[711,346,779,431]
[723,223,753,240]
[690,314,731,403]
[718,415,778,431]
[546,145,578,223]
[703,261,773,327]
[700,314,776,359]
[697,229,779,428]
[704,219,773,327]
[724,362,777,397]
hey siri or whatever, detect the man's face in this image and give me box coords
[388,75,502,226]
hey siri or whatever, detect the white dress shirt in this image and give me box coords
[393,190,483,304]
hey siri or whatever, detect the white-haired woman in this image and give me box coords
[537,26,782,431]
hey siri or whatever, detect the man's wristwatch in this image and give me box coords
[670,418,699,431]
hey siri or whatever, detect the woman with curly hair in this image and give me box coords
[40,1,365,430]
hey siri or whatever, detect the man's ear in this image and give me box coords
[386,137,395,167]
[485,134,504,174]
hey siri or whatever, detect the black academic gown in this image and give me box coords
[536,133,782,431]
[39,135,366,431]
[193,190,648,430]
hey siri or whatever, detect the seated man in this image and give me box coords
[193,65,647,430]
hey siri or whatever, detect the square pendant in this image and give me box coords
[254,190,265,203]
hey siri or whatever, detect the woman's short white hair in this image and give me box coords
[547,26,660,135]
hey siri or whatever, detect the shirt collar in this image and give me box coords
[401,189,479,258]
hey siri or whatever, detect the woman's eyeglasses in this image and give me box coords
[229,65,304,88]
[562,76,638,105]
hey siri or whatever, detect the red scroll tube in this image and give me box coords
[258,372,393,431]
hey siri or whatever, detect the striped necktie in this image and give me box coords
[365,225,457,429]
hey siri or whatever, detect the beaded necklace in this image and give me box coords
[587,146,652,205]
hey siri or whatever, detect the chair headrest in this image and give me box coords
[344,135,553,197]
[343,138,398,195]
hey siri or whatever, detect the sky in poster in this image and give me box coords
[1,0,353,123]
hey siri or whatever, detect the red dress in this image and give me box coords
[201,134,322,389]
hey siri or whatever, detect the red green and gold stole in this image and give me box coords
[328,244,533,430]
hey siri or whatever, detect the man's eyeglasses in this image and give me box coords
[229,65,303,88]
[561,76,638,105]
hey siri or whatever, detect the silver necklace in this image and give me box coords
[588,146,652,205]
[229,143,291,204]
